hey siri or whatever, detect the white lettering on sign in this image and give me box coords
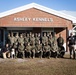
[14,17,53,22]
[32,18,53,22]
[14,17,31,21]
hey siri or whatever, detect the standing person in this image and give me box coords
[67,32,75,59]
[10,33,15,49]
[42,33,48,46]
[24,33,30,46]
[51,32,58,58]
[2,44,10,59]
[47,32,51,39]
[52,32,57,43]
[57,34,65,58]
[48,34,53,47]
[38,33,42,43]
[14,33,19,58]
[29,32,32,41]
[35,33,40,45]
[72,39,76,59]
[30,33,35,45]
[7,33,11,45]
[29,32,32,38]
[18,34,24,44]
[57,34,64,47]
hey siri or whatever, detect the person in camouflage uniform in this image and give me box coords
[47,32,52,39]
[30,33,35,45]
[31,43,36,58]
[7,33,11,45]
[57,34,65,58]
[25,42,32,58]
[10,33,15,49]
[52,32,57,44]
[51,38,59,58]
[35,33,40,45]
[18,34,24,44]
[43,42,51,59]
[48,34,53,47]
[18,43,25,59]
[29,32,32,41]
[29,31,32,36]
[42,33,48,46]
[57,34,64,47]
[13,33,19,58]
[24,33,30,46]
[35,41,43,58]
[38,33,41,43]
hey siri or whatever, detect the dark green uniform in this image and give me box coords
[7,33,11,45]
[30,34,35,45]
[57,34,65,58]
[31,44,36,58]
[48,35,53,46]
[57,36,64,47]
[14,35,19,58]
[52,32,57,43]
[18,44,25,58]
[38,33,41,42]
[24,36,29,46]
[51,41,58,58]
[14,35,19,48]
[36,43,43,58]
[10,36,15,48]
[43,43,51,58]
[42,36,48,46]
[35,36,40,45]
[18,35,24,44]
[25,44,32,58]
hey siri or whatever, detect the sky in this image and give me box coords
[0,0,76,17]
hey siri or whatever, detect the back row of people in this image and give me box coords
[2,32,65,59]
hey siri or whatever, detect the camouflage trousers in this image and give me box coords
[25,51,31,58]
[43,51,51,58]
[35,50,43,58]
[18,51,25,59]
[31,49,35,58]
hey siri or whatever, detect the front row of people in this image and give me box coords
[2,40,65,59]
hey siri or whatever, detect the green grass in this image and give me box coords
[0,54,76,75]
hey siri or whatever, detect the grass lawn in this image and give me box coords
[0,53,76,75]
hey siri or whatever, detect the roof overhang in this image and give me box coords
[0,3,76,23]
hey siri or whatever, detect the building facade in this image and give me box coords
[0,3,76,51]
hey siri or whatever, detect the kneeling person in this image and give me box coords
[31,43,36,58]
[43,42,51,58]
[18,43,25,59]
[25,43,32,58]
[2,44,10,59]
[51,41,58,58]
[35,41,43,58]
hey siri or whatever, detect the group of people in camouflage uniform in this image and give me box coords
[2,32,65,59]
